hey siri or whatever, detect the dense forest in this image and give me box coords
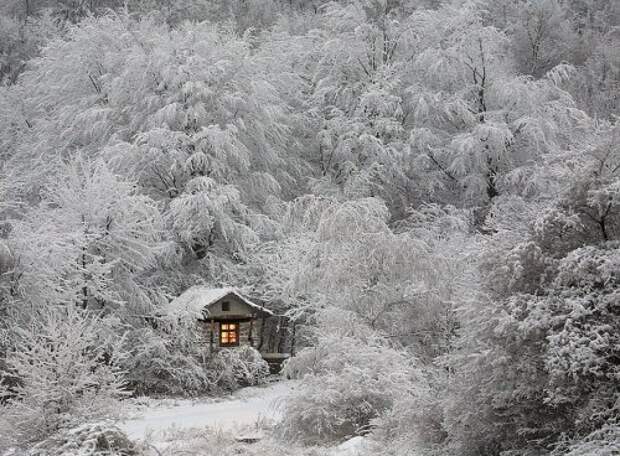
[0,0,618,455]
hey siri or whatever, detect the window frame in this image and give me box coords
[219,321,239,347]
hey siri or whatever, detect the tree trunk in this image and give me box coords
[291,321,297,356]
[277,317,287,354]
[210,319,215,351]
[257,317,266,351]
[248,317,254,347]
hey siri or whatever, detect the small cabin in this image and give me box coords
[168,286,291,371]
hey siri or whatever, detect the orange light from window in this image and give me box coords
[220,322,239,346]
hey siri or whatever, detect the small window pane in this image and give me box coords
[219,322,239,346]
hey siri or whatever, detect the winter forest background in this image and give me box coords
[0,0,618,455]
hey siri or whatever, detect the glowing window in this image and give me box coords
[220,322,239,347]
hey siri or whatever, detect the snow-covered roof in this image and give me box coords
[168,286,274,317]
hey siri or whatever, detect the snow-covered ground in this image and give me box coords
[118,380,370,455]
[119,380,296,442]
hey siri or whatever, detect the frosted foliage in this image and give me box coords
[0,13,57,86]
[439,130,620,455]
[6,156,163,310]
[28,422,139,456]
[118,321,214,396]
[118,320,269,396]
[3,14,299,264]
[0,308,127,449]
[0,1,618,455]
[405,2,590,205]
[511,0,576,77]
[265,197,470,362]
[552,424,620,456]
[543,245,620,407]
[280,336,421,444]
[208,346,270,390]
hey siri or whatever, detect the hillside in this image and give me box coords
[0,1,618,455]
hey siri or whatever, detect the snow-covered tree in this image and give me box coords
[439,123,620,455]
[0,1,618,453]
[280,334,424,444]
[1,14,304,272]
[0,306,128,448]
[406,1,589,211]
[6,155,164,313]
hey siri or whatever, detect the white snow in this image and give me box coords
[119,380,295,442]
[167,286,274,317]
[331,436,369,456]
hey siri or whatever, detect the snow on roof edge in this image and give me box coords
[168,286,274,317]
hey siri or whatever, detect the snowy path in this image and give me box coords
[119,380,296,441]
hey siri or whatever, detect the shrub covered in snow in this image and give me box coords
[438,183,620,454]
[114,311,270,396]
[136,426,327,456]
[0,307,128,449]
[28,421,139,456]
[551,423,620,456]
[208,346,270,391]
[280,369,394,445]
[119,324,213,397]
[279,336,420,445]
[371,367,447,454]
[118,314,269,397]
